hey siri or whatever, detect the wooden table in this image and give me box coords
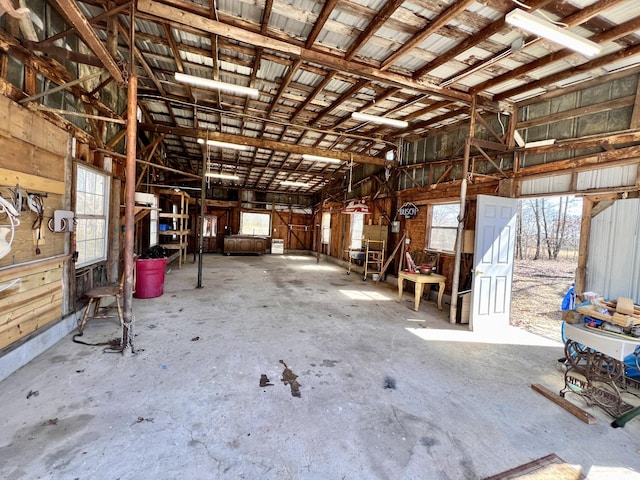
[397,271,446,311]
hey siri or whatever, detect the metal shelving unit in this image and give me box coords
[158,189,190,269]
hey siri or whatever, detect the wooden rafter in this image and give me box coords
[138,123,387,166]
[413,0,555,80]
[53,0,124,84]
[380,0,476,71]
[136,0,474,104]
[305,0,339,49]
[495,42,640,102]
[475,15,640,95]
[345,0,404,61]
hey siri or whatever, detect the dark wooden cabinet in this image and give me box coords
[223,235,267,255]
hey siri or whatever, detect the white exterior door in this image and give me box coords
[470,195,517,331]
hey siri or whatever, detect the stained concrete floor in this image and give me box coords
[1,253,640,480]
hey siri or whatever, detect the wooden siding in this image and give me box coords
[0,96,69,351]
[0,257,65,351]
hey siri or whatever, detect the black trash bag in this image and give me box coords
[140,245,169,259]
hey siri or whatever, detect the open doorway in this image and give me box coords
[510,195,583,341]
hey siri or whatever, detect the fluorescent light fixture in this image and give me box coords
[175,72,260,98]
[280,180,310,187]
[197,138,249,151]
[351,112,408,129]
[301,154,343,164]
[205,172,240,180]
[505,8,601,57]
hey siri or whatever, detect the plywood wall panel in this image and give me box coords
[0,95,69,158]
[0,193,66,268]
[0,97,70,351]
[0,257,64,351]
[0,296,63,350]
[0,136,65,182]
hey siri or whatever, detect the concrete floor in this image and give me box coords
[1,253,639,480]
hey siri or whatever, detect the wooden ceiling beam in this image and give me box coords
[413,0,554,80]
[311,79,370,126]
[494,42,640,102]
[305,0,339,49]
[137,0,474,105]
[138,122,388,166]
[291,71,336,122]
[345,0,404,61]
[380,0,476,71]
[38,2,131,47]
[261,0,274,35]
[474,15,640,95]
[267,59,302,118]
[53,0,124,84]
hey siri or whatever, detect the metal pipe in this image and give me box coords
[450,95,477,324]
[197,156,206,288]
[121,1,137,352]
[122,74,137,351]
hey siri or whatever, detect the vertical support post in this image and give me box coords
[317,188,325,263]
[121,2,136,352]
[450,95,477,324]
[122,75,137,351]
[575,197,593,298]
[197,157,206,288]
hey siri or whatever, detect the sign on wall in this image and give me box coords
[398,202,419,219]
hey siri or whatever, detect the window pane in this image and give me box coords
[95,175,104,195]
[86,171,96,192]
[429,203,460,251]
[75,165,109,267]
[76,192,86,215]
[432,204,459,227]
[240,212,270,236]
[430,228,457,251]
[322,212,331,244]
[77,166,85,191]
[350,213,364,249]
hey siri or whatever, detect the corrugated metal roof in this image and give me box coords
[59,0,640,193]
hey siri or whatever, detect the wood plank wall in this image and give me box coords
[271,210,313,250]
[0,95,69,351]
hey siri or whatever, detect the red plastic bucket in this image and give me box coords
[134,257,167,299]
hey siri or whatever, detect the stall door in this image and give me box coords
[471,195,517,331]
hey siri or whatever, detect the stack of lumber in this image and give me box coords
[577,297,640,328]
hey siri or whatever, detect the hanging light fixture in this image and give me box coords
[505,8,601,57]
[280,180,310,187]
[205,172,240,180]
[175,72,260,98]
[197,138,249,151]
[301,154,343,164]
[351,112,408,129]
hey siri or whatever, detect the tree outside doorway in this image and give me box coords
[511,196,582,341]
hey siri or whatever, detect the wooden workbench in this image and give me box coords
[397,271,446,311]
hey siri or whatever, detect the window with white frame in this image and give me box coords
[75,165,110,267]
[240,212,271,236]
[321,212,331,245]
[349,213,364,249]
[428,203,460,252]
